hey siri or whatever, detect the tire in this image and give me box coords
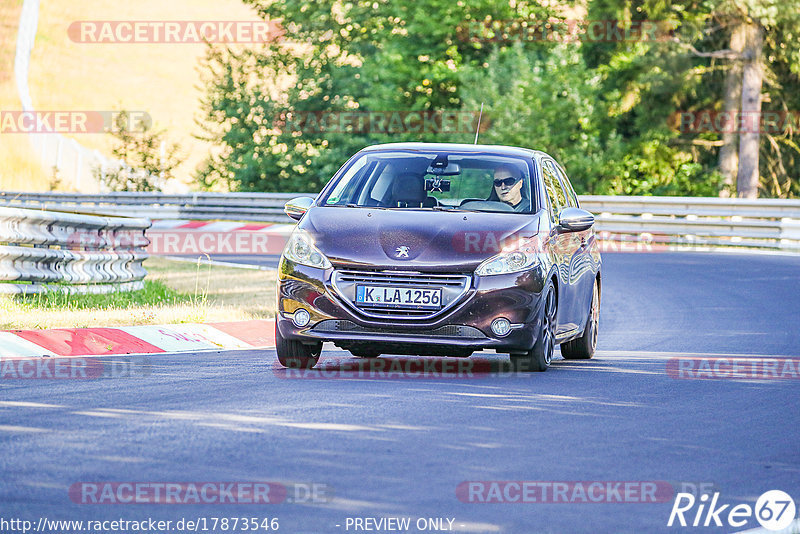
[275,321,321,369]
[561,277,599,360]
[510,284,556,372]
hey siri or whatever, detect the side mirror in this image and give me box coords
[558,207,595,232]
[284,197,314,221]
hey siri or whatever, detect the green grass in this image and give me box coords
[10,279,196,310]
[0,256,276,329]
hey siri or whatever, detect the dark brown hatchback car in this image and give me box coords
[275,143,601,371]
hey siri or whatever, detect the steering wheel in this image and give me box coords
[459,200,514,212]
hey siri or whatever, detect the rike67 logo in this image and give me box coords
[668,490,796,531]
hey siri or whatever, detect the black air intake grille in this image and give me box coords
[312,320,485,339]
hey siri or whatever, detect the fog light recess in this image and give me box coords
[293,309,311,328]
[491,318,512,337]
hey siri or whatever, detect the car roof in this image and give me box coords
[358,142,549,160]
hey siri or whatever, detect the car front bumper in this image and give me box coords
[277,259,549,355]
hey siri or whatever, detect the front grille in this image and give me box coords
[336,270,468,286]
[312,319,486,339]
[331,269,471,320]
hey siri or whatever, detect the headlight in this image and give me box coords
[475,237,541,276]
[282,229,332,269]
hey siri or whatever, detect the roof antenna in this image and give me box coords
[474,102,484,144]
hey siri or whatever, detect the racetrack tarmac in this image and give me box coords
[1,252,798,533]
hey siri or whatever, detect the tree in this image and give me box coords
[635,0,800,197]
[196,0,800,197]
[736,19,763,198]
[196,0,558,192]
[460,44,626,193]
[576,0,800,198]
[717,22,745,196]
[95,111,182,192]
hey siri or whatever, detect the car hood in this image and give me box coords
[298,207,544,272]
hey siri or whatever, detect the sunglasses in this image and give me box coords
[493,177,520,187]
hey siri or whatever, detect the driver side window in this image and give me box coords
[551,162,579,208]
[541,160,567,223]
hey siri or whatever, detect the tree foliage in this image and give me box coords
[96,111,182,192]
[196,0,800,197]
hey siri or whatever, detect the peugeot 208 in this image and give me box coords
[275,143,601,372]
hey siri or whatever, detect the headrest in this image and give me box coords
[392,173,426,204]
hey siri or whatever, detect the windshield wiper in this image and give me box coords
[343,203,464,211]
[345,203,394,210]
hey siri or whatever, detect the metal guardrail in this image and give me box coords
[0,191,299,222]
[578,196,800,251]
[0,192,799,251]
[580,195,800,218]
[0,207,151,294]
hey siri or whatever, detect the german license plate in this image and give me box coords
[355,285,442,309]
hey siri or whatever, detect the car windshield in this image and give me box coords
[319,151,534,214]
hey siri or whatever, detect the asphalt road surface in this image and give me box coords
[1,252,799,534]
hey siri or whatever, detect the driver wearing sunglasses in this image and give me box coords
[491,164,530,212]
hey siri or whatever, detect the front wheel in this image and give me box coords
[561,278,599,360]
[275,321,321,369]
[510,284,556,372]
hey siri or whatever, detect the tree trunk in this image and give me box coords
[736,23,764,199]
[718,23,746,197]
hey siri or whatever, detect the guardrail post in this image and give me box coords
[780,218,800,251]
